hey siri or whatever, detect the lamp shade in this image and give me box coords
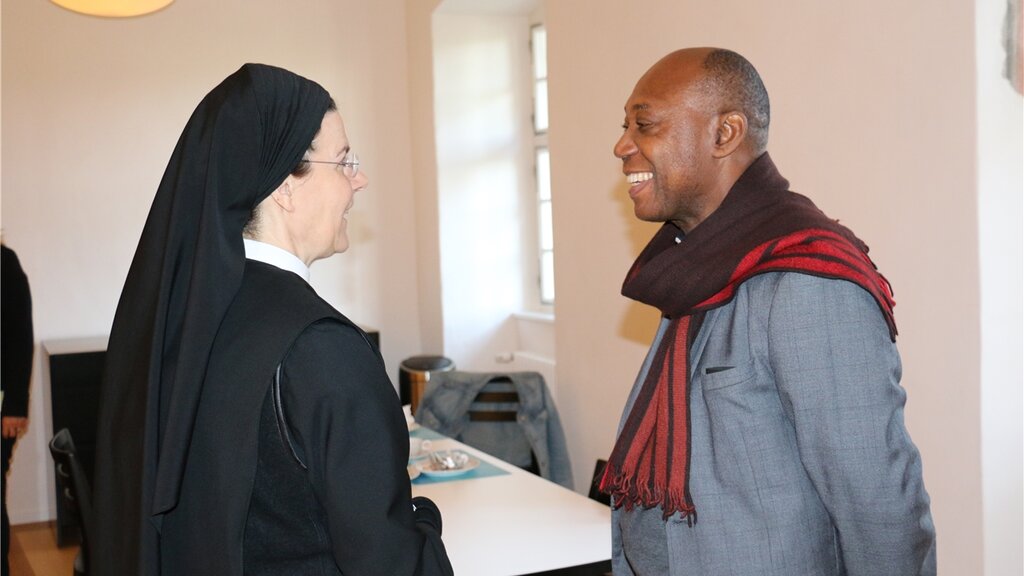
[50,0,173,17]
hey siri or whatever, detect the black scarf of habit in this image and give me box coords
[92,64,331,575]
[599,153,896,523]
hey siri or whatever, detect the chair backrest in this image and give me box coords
[49,428,94,573]
[417,371,577,485]
[588,459,611,506]
[465,378,539,474]
[468,377,519,422]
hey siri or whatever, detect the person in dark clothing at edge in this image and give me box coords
[92,64,453,576]
[2,242,35,575]
[600,48,935,575]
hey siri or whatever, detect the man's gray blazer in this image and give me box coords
[611,272,936,576]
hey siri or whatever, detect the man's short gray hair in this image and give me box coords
[701,49,770,153]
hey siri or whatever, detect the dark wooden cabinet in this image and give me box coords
[362,326,380,349]
[44,337,107,547]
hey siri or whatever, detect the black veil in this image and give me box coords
[92,63,331,575]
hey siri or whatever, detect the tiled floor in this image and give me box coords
[8,521,77,576]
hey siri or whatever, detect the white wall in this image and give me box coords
[544,1,988,574]
[432,10,535,372]
[406,0,447,355]
[1,0,422,523]
[977,0,1024,574]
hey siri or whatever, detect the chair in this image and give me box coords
[469,384,519,422]
[416,371,573,486]
[587,459,611,506]
[49,428,93,576]
[466,377,539,474]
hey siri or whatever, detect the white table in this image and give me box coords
[411,435,612,576]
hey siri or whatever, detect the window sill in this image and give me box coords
[511,311,555,324]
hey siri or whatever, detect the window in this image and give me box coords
[531,25,554,305]
[532,25,549,133]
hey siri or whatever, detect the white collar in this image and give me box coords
[243,239,310,284]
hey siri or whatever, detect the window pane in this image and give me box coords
[539,200,553,250]
[532,25,553,306]
[532,26,547,80]
[534,78,548,132]
[540,250,555,303]
[536,147,551,201]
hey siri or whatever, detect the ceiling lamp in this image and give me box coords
[50,0,173,18]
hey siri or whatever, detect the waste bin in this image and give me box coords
[399,355,454,414]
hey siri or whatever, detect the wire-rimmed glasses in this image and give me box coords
[300,150,360,179]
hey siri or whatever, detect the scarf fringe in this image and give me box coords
[599,464,697,523]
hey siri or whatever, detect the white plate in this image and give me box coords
[417,456,481,478]
[409,446,431,460]
[408,464,421,480]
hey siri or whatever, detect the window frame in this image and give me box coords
[531,24,554,306]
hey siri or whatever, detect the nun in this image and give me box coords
[92,64,453,576]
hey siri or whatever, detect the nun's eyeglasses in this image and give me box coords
[300,151,360,178]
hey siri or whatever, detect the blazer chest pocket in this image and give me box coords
[700,359,756,392]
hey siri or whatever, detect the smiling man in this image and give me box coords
[599,48,936,575]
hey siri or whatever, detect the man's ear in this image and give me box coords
[269,177,296,212]
[711,112,747,158]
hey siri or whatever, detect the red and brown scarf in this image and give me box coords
[598,154,896,523]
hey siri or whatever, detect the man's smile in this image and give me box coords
[627,171,653,198]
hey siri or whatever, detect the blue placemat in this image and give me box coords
[409,426,510,484]
[410,426,445,441]
[411,456,509,485]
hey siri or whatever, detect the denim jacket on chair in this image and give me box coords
[416,371,574,488]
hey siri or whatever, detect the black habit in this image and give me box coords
[160,260,450,575]
[93,64,451,575]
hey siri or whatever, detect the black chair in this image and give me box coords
[587,459,611,506]
[49,428,93,576]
